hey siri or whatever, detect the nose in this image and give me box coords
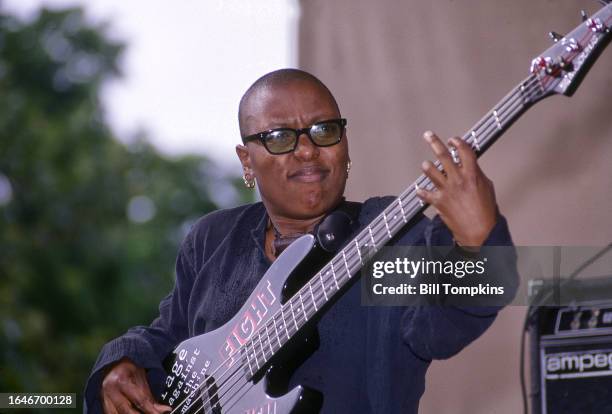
[293,132,319,160]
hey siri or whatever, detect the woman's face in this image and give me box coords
[236,80,349,220]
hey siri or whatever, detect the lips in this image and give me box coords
[288,165,329,183]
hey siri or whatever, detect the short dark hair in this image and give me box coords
[238,68,340,137]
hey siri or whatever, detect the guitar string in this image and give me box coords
[169,73,542,414]
[178,73,543,414]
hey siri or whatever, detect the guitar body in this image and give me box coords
[160,235,325,414]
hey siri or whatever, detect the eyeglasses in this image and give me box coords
[241,118,347,155]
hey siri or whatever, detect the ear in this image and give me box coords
[235,144,252,172]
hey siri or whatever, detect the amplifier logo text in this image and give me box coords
[546,350,612,380]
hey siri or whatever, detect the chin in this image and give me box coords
[299,193,342,217]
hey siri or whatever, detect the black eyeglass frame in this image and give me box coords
[241,118,347,155]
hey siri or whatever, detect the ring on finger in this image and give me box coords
[450,147,461,165]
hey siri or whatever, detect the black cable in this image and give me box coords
[519,243,612,414]
[520,314,529,414]
[567,243,612,280]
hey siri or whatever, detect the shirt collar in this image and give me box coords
[250,203,271,264]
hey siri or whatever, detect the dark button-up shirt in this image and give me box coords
[85,196,515,413]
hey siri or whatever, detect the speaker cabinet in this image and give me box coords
[529,279,612,414]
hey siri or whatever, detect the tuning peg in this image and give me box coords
[548,31,564,42]
[581,10,588,22]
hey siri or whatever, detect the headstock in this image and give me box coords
[527,2,611,103]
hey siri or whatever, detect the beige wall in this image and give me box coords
[299,0,612,412]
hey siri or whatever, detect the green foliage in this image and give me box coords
[0,6,252,408]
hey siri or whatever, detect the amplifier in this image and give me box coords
[529,278,612,414]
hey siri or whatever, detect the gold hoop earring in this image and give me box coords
[243,172,255,189]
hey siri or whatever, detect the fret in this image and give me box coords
[535,73,545,95]
[260,333,268,362]
[398,198,408,223]
[330,262,339,289]
[471,130,480,151]
[319,272,329,301]
[251,342,259,370]
[342,250,351,278]
[368,226,376,249]
[493,109,502,130]
[244,345,254,377]
[490,97,522,140]
[273,314,282,348]
[265,322,274,355]
[309,282,318,311]
[280,307,290,340]
[299,290,308,322]
[415,183,425,206]
[289,300,299,331]
[254,334,263,368]
[383,212,392,239]
[519,83,529,104]
[354,240,363,264]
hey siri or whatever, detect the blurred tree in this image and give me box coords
[0,6,252,410]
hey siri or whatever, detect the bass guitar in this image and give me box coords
[160,3,612,413]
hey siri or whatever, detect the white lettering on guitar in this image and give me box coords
[219,280,276,367]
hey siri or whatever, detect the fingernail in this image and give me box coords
[424,131,434,142]
[155,404,172,413]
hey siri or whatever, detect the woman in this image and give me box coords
[86,69,512,414]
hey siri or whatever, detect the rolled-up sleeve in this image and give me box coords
[399,213,518,361]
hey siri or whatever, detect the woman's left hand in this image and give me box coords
[416,131,498,247]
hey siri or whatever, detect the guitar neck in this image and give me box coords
[240,72,543,375]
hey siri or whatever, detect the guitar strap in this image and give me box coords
[314,199,362,253]
[272,198,362,256]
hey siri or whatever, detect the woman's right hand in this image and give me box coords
[101,358,171,414]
